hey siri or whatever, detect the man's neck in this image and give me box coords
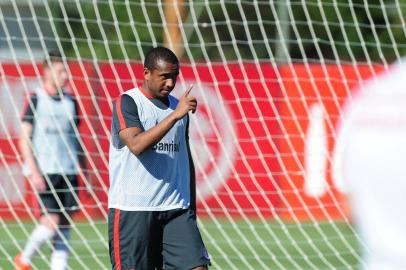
[140,83,155,99]
[43,83,59,96]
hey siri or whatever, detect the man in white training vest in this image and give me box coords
[14,51,82,270]
[333,59,406,270]
[108,47,210,270]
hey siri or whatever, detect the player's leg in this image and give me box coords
[50,226,70,270]
[50,215,71,270]
[108,209,162,270]
[15,175,61,268]
[14,214,59,270]
[50,174,79,270]
[161,208,210,270]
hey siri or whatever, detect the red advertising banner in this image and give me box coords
[277,64,384,221]
[0,62,384,221]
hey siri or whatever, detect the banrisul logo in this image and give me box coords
[152,140,180,152]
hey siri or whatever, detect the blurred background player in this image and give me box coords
[14,51,82,270]
[333,60,406,270]
[108,47,210,269]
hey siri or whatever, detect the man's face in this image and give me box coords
[143,59,179,99]
[44,62,68,89]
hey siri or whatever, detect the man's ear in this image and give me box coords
[143,68,150,80]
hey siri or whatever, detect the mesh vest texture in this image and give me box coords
[30,89,79,175]
[108,88,191,211]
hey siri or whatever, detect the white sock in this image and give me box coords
[20,224,55,264]
[51,250,69,270]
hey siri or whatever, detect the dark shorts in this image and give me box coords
[108,208,211,270]
[38,174,79,216]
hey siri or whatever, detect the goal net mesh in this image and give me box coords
[1,1,404,269]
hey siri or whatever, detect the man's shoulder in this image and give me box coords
[122,87,139,97]
[22,92,38,108]
[24,91,38,101]
[21,92,39,124]
[114,88,139,103]
[121,93,137,106]
[115,91,136,104]
[112,92,138,117]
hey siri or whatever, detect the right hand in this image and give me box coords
[31,173,46,192]
[173,84,197,120]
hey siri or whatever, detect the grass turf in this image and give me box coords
[0,218,360,270]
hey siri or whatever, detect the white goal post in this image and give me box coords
[1,0,405,269]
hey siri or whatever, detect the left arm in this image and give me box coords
[72,97,86,171]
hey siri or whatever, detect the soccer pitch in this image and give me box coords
[0,219,360,269]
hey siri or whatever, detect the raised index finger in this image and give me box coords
[184,84,194,97]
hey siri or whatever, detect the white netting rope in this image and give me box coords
[2,0,403,269]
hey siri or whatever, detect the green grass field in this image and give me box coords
[0,218,361,270]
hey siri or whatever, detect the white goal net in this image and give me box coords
[1,0,405,269]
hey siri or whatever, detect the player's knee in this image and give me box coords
[40,214,60,230]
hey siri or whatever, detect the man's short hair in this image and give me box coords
[43,51,64,68]
[144,47,179,70]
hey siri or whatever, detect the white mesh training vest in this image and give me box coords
[108,88,191,211]
[30,89,79,175]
